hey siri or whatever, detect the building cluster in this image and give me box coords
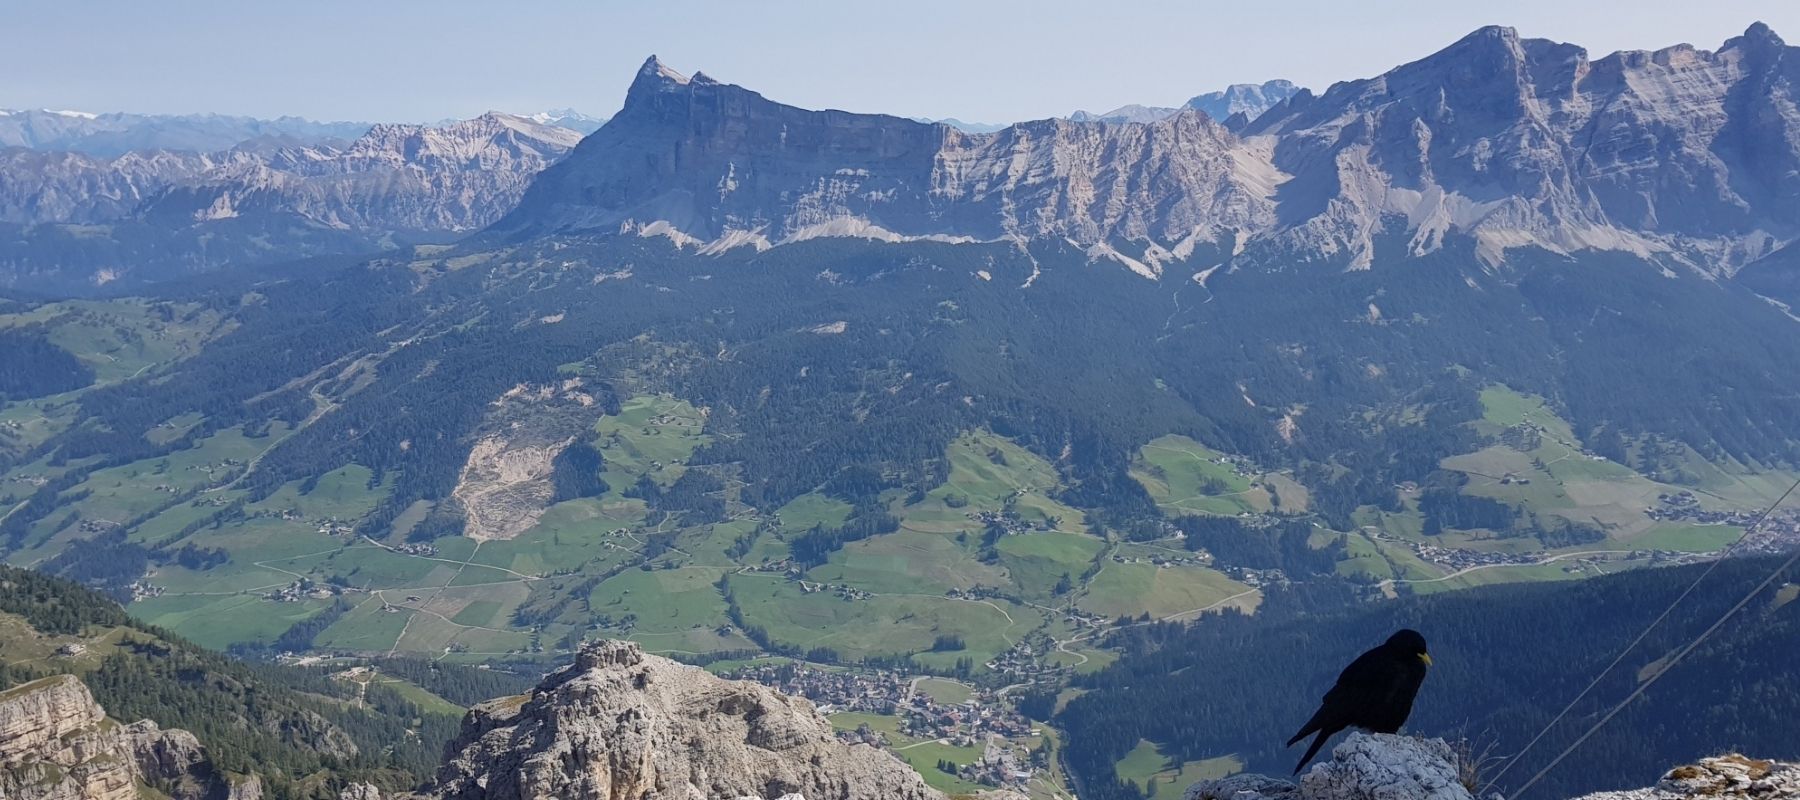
[1728,511,1800,556]
[794,580,870,601]
[985,641,1071,684]
[970,507,1059,535]
[1410,542,1539,571]
[949,739,1036,790]
[1108,550,1208,569]
[268,578,340,602]
[898,687,1034,746]
[1220,565,1287,587]
[723,662,909,715]
[722,661,1038,786]
[1647,491,1758,526]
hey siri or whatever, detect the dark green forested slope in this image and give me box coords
[13,235,1800,551]
[1058,557,1800,799]
[0,565,532,800]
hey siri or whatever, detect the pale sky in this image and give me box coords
[4,0,1798,124]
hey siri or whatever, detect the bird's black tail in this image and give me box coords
[1292,730,1330,775]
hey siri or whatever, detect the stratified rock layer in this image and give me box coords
[0,673,247,800]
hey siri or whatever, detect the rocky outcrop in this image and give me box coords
[1185,733,1472,800]
[0,673,243,800]
[1184,734,1800,800]
[0,674,137,800]
[424,640,944,800]
[1572,755,1800,800]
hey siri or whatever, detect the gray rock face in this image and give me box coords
[1245,23,1800,270]
[501,57,1275,278]
[504,24,1800,278]
[425,640,944,800]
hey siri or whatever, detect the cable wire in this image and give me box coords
[1498,475,1800,798]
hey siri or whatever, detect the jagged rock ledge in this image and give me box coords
[1185,733,1798,800]
[1186,734,1472,800]
[0,673,256,800]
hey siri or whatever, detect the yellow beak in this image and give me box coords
[1420,653,1434,667]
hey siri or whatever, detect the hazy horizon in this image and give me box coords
[5,0,1800,125]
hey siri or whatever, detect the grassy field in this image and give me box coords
[1131,435,1272,516]
[901,431,1087,535]
[807,529,1009,595]
[996,532,1106,600]
[727,573,1040,668]
[1370,386,1779,560]
[589,566,731,634]
[827,711,990,795]
[1113,739,1242,793]
[915,677,974,705]
[1078,561,1256,620]
[777,492,854,530]
[593,394,711,498]
[0,299,226,385]
[132,593,334,651]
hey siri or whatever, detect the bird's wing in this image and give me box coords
[1326,646,1391,698]
[1289,646,1386,745]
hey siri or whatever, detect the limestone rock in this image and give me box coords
[0,673,244,800]
[426,639,943,800]
[1186,733,1471,800]
[1572,754,1800,800]
[0,674,138,800]
[341,781,385,800]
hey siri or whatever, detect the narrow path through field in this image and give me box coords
[386,541,485,657]
[1375,548,1652,590]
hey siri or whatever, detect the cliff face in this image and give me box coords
[501,25,1800,277]
[0,674,251,800]
[425,640,944,800]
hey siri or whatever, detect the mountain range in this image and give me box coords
[503,23,1800,279]
[10,24,1795,292]
[0,112,584,288]
[0,107,608,154]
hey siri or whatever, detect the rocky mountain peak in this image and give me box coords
[424,639,949,800]
[1186,79,1303,124]
[1735,20,1787,50]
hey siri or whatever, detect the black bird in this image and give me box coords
[1285,629,1432,774]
